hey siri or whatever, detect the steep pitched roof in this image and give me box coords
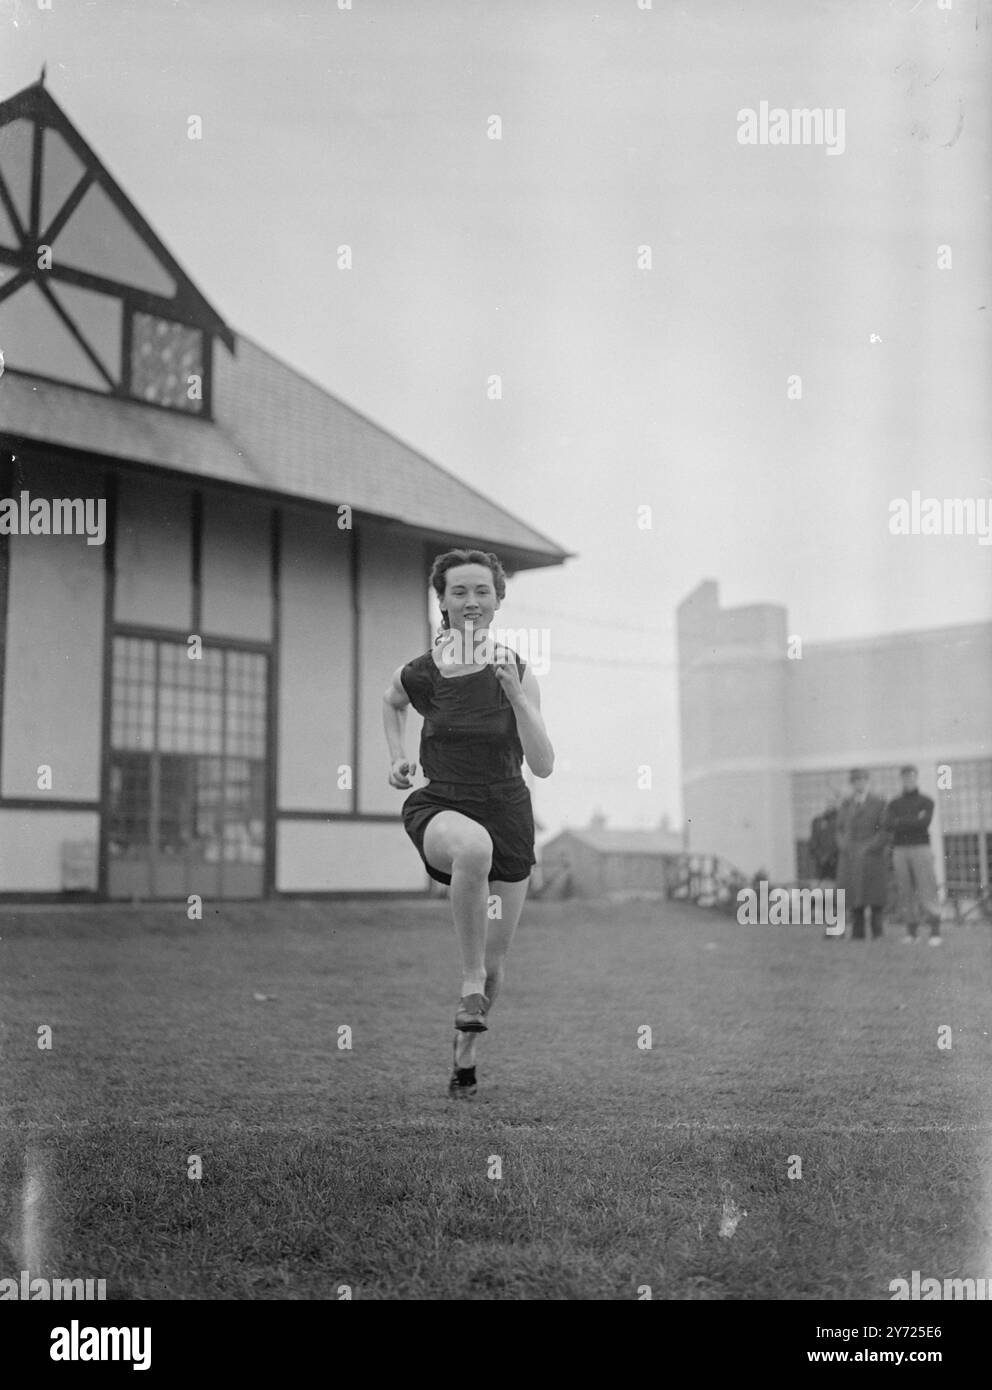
[213,334,570,563]
[0,339,571,566]
[0,80,231,344]
[546,827,685,856]
[0,81,571,570]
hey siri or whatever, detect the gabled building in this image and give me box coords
[539,812,686,898]
[0,80,570,900]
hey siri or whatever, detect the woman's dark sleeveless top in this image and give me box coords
[399,646,526,785]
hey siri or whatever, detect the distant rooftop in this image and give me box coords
[547,810,685,856]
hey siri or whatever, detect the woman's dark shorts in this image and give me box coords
[402,778,536,886]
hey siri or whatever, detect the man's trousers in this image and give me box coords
[892,844,942,936]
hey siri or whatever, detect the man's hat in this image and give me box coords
[849,767,869,781]
[899,763,918,776]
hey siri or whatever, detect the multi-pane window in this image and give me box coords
[110,638,156,750]
[943,834,981,892]
[157,642,223,754]
[224,649,267,759]
[131,313,204,413]
[108,636,267,898]
[108,751,150,849]
[938,759,992,893]
[938,759,992,833]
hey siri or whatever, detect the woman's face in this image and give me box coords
[441,564,499,632]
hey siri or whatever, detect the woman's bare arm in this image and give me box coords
[382,666,416,788]
[495,660,554,778]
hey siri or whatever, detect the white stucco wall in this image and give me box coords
[0,810,100,889]
[277,505,353,812]
[683,768,794,880]
[1,457,105,800]
[787,626,992,761]
[115,473,192,628]
[200,488,273,641]
[356,525,427,816]
[679,582,992,880]
[276,818,426,892]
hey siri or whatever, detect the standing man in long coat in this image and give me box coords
[836,768,890,940]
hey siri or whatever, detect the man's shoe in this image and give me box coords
[901,934,918,944]
[928,936,943,947]
[455,992,489,1031]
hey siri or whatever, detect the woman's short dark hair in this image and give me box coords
[429,549,507,630]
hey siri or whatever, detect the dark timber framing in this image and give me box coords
[96,469,118,897]
[0,166,24,243]
[423,539,437,650]
[0,81,232,347]
[1,798,101,812]
[36,274,117,390]
[113,623,271,654]
[263,506,280,897]
[0,451,12,796]
[0,447,440,898]
[29,114,42,239]
[0,79,234,422]
[350,522,360,815]
[190,491,203,634]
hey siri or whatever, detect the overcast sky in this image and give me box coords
[4,0,990,837]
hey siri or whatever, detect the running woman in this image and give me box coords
[382,549,555,1098]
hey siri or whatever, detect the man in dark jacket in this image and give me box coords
[884,765,942,945]
[836,768,889,940]
[809,795,840,880]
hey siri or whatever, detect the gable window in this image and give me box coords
[0,82,230,416]
[131,312,204,411]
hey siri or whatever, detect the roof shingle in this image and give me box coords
[0,335,571,567]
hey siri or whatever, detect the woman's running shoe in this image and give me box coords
[448,1038,478,1098]
[455,992,489,1031]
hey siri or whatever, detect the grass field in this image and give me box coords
[1,896,990,1300]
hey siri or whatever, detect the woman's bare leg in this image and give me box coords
[422,811,493,997]
[455,876,530,1068]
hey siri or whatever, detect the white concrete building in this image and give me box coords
[678,580,992,892]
